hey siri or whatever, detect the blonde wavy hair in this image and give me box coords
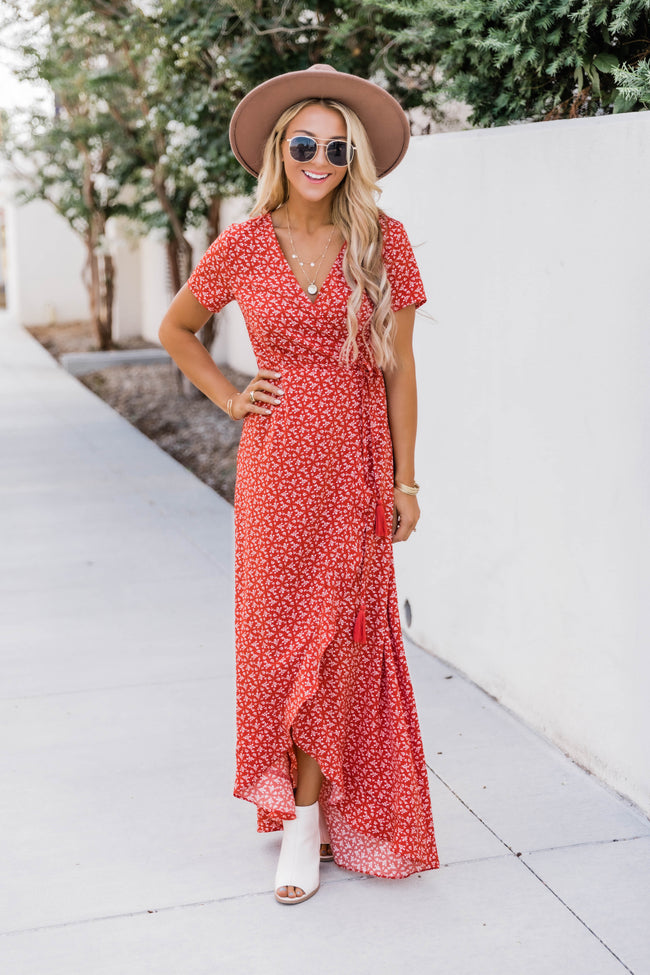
[249,98,395,369]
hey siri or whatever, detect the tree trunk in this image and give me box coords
[82,239,98,343]
[207,195,221,243]
[165,236,198,397]
[81,240,110,351]
[199,195,223,355]
[165,235,193,296]
[159,185,226,396]
[80,152,114,350]
[82,234,114,351]
[166,230,219,396]
[97,252,114,351]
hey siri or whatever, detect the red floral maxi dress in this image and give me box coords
[188,211,439,878]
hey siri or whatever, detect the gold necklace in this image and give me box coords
[285,210,336,296]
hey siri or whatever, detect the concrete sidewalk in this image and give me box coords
[1,323,648,975]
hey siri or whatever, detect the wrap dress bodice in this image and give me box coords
[188,211,438,878]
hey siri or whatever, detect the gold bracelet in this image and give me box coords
[225,397,237,420]
[395,480,420,496]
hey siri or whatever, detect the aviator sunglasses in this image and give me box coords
[286,135,356,168]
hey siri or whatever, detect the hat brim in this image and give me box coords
[229,66,410,179]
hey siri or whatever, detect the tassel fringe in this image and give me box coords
[374,502,389,538]
[353,604,367,644]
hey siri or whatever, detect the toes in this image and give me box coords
[276,885,305,899]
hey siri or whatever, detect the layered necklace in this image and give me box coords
[285,209,336,296]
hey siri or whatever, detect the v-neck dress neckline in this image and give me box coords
[265,211,346,306]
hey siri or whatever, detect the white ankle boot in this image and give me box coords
[274,800,320,905]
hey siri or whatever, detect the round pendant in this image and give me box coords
[307,283,318,295]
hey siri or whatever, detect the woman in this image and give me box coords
[159,64,439,905]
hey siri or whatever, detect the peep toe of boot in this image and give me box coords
[274,800,320,905]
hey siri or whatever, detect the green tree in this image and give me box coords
[2,0,446,353]
[200,0,444,114]
[136,0,446,346]
[367,0,650,125]
[1,0,139,348]
[149,0,448,216]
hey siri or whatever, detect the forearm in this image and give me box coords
[159,285,283,421]
[384,355,417,485]
[159,319,236,411]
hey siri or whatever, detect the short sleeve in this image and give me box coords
[187,227,235,313]
[382,218,427,313]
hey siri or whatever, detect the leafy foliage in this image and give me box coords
[367,0,650,124]
[0,0,144,346]
[612,57,650,107]
[150,0,445,203]
[1,2,444,276]
[1,1,448,344]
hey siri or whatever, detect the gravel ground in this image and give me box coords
[27,321,248,504]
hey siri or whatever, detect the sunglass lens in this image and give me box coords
[327,141,352,166]
[289,137,317,162]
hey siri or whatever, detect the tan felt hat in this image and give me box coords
[229,64,410,179]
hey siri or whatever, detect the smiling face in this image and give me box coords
[281,103,350,206]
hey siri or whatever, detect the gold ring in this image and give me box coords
[249,391,256,404]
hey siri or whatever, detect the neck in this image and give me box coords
[284,193,333,232]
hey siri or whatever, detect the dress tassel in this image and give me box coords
[353,604,367,644]
[375,502,389,538]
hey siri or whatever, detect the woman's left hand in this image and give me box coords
[392,489,420,543]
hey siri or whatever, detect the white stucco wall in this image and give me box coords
[378,111,650,814]
[9,196,87,326]
[0,188,20,327]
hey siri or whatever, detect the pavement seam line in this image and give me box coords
[516,857,636,975]
[523,833,650,855]
[427,763,637,974]
[0,876,367,938]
